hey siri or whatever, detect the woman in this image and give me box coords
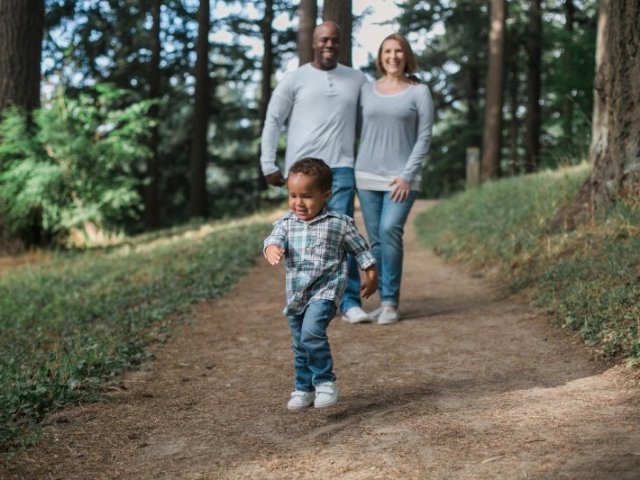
[355,33,434,324]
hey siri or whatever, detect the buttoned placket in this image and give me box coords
[301,221,309,260]
[326,71,336,96]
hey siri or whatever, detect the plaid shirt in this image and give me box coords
[264,207,376,316]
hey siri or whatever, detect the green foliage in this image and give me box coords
[44,1,298,225]
[393,0,598,197]
[0,217,270,453]
[0,85,154,243]
[535,201,640,362]
[539,1,598,164]
[415,163,640,363]
[415,165,590,264]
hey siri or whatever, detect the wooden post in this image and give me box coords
[466,147,481,187]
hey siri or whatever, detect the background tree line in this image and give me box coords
[0,0,637,248]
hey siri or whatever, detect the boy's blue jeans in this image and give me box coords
[327,167,361,312]
[357,189,418,307]
[287,300,337,392]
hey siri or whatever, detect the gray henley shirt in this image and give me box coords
[260,63,368,177]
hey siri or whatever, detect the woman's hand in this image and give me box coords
[389,177,411,203]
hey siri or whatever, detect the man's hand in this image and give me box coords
[264,171,285,187]
[265,244,285,265]
[360,266,378,299]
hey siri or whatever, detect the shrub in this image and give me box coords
[0,85,154,245]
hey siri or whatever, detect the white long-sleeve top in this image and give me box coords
[355,82,434,191]
[260,63,368,177]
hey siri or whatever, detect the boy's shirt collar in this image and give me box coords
[284,206,338,224]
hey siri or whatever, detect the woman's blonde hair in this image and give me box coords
[375,33,417,76]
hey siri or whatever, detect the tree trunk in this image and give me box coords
[298,0,317,65]
[480,0,506,181]
[467,62,482,148]
[524,0,542,173]
[0,0,44,116]
[188,0,210,218]
[557,0,640,228]
[508,39,520,176]
[257,0,274,196]
[585,0,640,211]
[560,0,575,154]
[0,0,44,249]
[322,0,352,66]
[589,0,608,164]
[145,0,162,230]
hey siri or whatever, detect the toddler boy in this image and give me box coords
[264,158,378,410]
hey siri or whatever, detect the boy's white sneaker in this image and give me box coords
[287,390,315,411]
[341,306,371,324]
[314,382,338,408]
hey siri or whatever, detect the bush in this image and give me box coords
[0,85,154,245]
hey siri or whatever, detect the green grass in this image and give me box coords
[0,215,272,454]
[415,163,640,365]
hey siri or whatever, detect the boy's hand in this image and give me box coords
[360,266,378,299]
[265,244,285,265]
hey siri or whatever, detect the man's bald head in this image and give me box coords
[312,21,341,70]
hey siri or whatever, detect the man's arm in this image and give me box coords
[260,76,295,185]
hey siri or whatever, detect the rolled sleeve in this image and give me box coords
[264,219,288,256]
[342,217,376,270]
[355,250,376,270]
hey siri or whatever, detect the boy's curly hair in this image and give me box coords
[288,158,333,192]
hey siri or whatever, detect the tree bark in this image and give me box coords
[589,0,608,164]
[556,0,640,228]
[257,0,274,195]
[508,40,520,176]
[0,0,44,116]
[298,0,317,66]
[480,0,506,181]
[188,0,210,218]
[524,0,542,173]
[586,0,640,211]
[145,0,162,230]
[322,0,352,66]
[560,0,575,154]
[466,62,482,148]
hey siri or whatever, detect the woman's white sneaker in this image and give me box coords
[378,307,399,325]
[287,390,315,411]
[314,382,338,408]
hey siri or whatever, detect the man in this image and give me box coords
[260,21,371,324]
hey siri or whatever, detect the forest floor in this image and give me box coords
[4,200,640,479]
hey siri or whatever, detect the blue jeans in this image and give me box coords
[287,300,337,391]
[327,167,361,312]
[357,189,418,307]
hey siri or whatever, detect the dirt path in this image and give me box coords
[5,201,640,479]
